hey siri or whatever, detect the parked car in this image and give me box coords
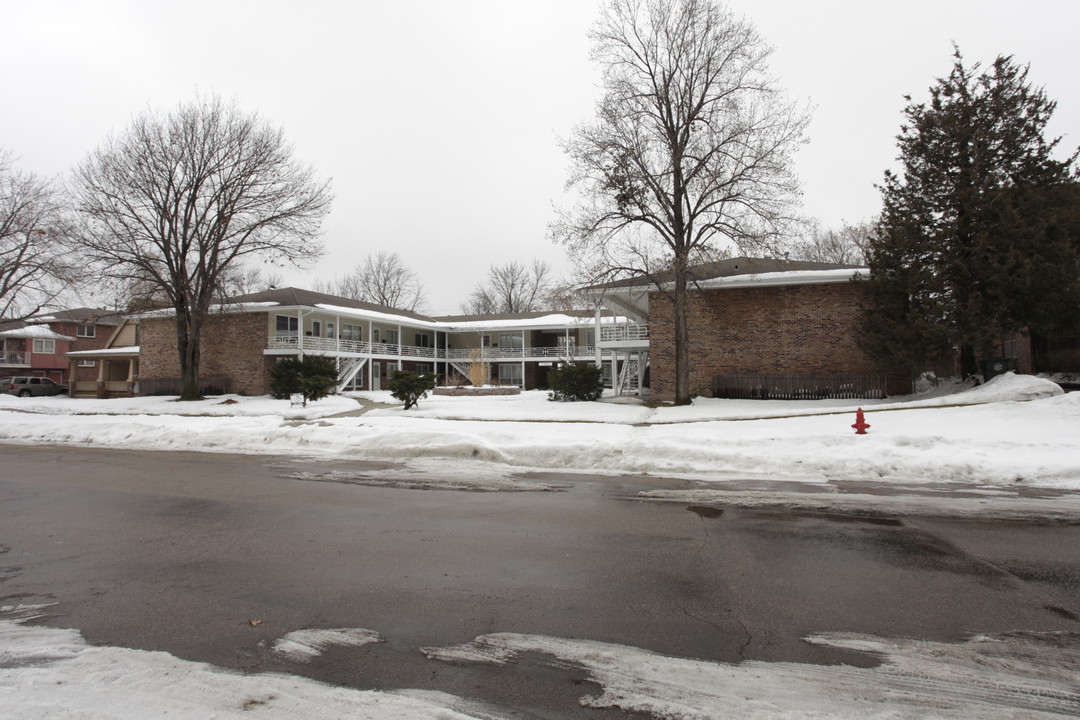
[3,376,69,397]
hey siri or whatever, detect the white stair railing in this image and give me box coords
[336,357,369,392]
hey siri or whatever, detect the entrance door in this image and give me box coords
[372,362,381,391]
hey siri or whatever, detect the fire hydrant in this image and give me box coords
[851,407,870,435]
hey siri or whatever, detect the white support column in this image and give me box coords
[297,309,304,359]
[594,307,602,368]
[397,324,403,371]
[368,320,374,390]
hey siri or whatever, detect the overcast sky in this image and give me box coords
[4,1,1078,314]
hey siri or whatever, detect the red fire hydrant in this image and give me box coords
[851,408,870,435]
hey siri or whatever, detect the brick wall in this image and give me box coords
[139,312,271,395]
[649,282,875,401]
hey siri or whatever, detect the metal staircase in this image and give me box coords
[335,356,369,392]
[614,351,649,397]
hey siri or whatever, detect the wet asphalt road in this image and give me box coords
[2,444,1079,718]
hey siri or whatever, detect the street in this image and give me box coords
[2,444,1079,718]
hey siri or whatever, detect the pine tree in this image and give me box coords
[860,47,1080,376]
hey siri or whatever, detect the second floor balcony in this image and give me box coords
[267,335,605,361]
[1,350,28,366]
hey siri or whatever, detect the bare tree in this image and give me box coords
[789,220,874,265]
[553,0,810,404]
[72,96,332,400]
[316,251,426,311]
[0,151,74,319]
[462,259,554,314]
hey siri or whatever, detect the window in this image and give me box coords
[1003,338,1018,359]
[372,328,380,343]
[385,329,399,345]
[310,320,321,337]
[275,315,299,336]
[498,364,523,386]
[341,324,363,341]
[78,359,96,367]
[326,322,335,339]
[586,330,595,347]
[32,339,55,354]
[414,333,430,347]
[76,324,96,338]
[414,363,432,374]
[482,334,491,347]
[499,333,523,349]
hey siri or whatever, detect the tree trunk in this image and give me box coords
[673,262,691,405]
[959,343,979,380]
[176,310,202,401]
[1029,331,1050,374]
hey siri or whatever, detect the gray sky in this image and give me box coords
[4,1,1078,314]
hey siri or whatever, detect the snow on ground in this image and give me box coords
[3,605,1077,720]
[424,630,1080,719]
[0,373,1077,494]
[0,608,491,720]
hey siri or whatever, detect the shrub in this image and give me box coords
[388,370,437,410]
[270,356,339,401]
[548,362,604,402]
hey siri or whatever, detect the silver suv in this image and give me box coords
[3,376,69,397]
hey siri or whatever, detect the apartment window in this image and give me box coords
[499,333,523,349]
[482,334,491,347]
[326,322,335,339]
[76,324,96,338]
[341,324,362,341]
[32,339,55,354]
[372,328,379,343]
[414,333,430,348]
[1003,338,1018,359]
[498,363,523,387]
[586,330,595,346]
[78,359,96,367]
[385,329,399,345]
[415,363,432,374]
[275,315,299,336]
[310,320,321,337]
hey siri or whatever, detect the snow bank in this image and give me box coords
[1,373,1078,491]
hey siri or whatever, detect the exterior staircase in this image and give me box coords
[336,356,368,392]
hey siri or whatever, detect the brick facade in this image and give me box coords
[139,312,271,395]
[649,282,876,401]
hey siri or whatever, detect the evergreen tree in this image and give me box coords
[860,47,1080,376]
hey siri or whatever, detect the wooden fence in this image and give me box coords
[138,375,232,397]
[712,373,888,400]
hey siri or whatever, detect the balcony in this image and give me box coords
[267,335,437,358]
[267,336,602,362]
[600,324,649,342]
[1,350,28,367]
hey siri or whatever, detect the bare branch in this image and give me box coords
[71,95,332,399]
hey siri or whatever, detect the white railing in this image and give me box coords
[267,335,436,358]
[1,351,28,365]
[600,324,649,342]
[268,336,603,361]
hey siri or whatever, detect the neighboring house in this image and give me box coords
[586,257,903,401]
[68,288,623,397]
[0,308,121,387]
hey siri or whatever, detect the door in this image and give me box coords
[372,362,381,391]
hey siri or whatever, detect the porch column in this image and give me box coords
[594,307,603,368]
[96,357,106,398]
[397,323,403,371]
